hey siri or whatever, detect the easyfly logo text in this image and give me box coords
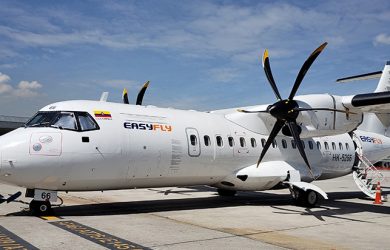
[124,122,172,132]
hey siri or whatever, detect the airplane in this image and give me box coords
[0,42,389,216]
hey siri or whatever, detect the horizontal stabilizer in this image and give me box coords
[337,71,382,83]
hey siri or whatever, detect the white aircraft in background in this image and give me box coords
[0,43,389,215]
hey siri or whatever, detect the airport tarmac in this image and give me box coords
[0,173,389,250]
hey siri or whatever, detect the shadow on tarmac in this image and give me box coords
[7,187,390,219]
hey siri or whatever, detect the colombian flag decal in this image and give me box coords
[94,110,112,119]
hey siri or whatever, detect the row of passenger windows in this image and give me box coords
[192,134,350,151]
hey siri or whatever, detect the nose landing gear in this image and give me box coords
[29,200,52,216]
[26,189,58,216]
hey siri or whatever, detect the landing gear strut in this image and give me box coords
[29,200,52,216]
[291,187,318,207]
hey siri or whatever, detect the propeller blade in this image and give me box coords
[262,49,282,100]
[257,119,284,167]
[286,121,314,176]
[295,107,356,114]
[288,42,328,100]
[136,81,150,105]
[237,109,269,113]
[122,88,129,104]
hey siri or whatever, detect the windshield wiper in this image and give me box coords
[28,121,51,127]
[50,125,63,129]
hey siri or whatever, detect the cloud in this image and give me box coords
[0,72,11,83]
[209,68,240,83]
[98,79,140,90]
[0,72,12,94]
[0,1,388,64]
[0,72,43,97]
[374,33,390,45]
[14,80,43,97]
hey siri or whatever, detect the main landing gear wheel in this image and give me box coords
[217,189,237,197]
[292,188,318,207]
[29,200,52,216]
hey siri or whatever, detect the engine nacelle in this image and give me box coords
[225,94,363,138]
[295,94,363,138]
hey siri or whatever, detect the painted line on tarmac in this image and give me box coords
[50,220,151,250]
[0,225,39,250]
[40,215,62,221]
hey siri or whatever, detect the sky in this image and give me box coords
[0,0,389,117]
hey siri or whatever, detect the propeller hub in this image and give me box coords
[268,99,299,121]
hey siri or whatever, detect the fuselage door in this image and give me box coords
[186,128,200,157]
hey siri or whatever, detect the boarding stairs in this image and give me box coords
[352,154,384,199]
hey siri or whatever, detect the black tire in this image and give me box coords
[217,189,237,197]
[304,190,318,207]
[29,200,52,216]
[291,188,318,207]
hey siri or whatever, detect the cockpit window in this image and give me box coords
[52,112,77,130]
[78,113,99,131]
[26,111,99,132]
[26,112,59,128]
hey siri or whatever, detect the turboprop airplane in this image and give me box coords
[0,42,389,215]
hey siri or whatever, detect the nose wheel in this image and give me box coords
[29,200,52,216]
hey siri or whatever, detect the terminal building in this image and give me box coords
[0,115,29,136]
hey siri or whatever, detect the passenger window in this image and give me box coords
[272,140,277,148]
[78,112,99,131]
[204,135,211,146]
[324,142,329,150]
[282,139,287,149]
[228,136,234,147]
[317,141,321,150]
[240,137,246,147]
[308,141,313,150]
[332,142,336,150]
[339,142,343,150]
[346,143,349,150]
[190,135,197,146]
[251,138,257,148]
[261,138,266,147]
[291,140,296,149]
[216,136,223,147]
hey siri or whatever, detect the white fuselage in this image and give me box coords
[1,100,390,192]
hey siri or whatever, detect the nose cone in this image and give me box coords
[0,128,31,185]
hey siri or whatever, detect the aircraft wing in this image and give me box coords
[342,91,390,113]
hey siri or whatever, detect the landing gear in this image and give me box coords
[291,188,318,207]
[29,200,52,216]
[217,189,237,197]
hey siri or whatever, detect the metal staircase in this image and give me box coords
[352,154,384,199]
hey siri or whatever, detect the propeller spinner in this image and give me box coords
[239,42,329,175]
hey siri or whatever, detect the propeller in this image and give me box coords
[122,88,129,104]
[136,80,150,105]
[239,42,330,175]
[122,80,150,105]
